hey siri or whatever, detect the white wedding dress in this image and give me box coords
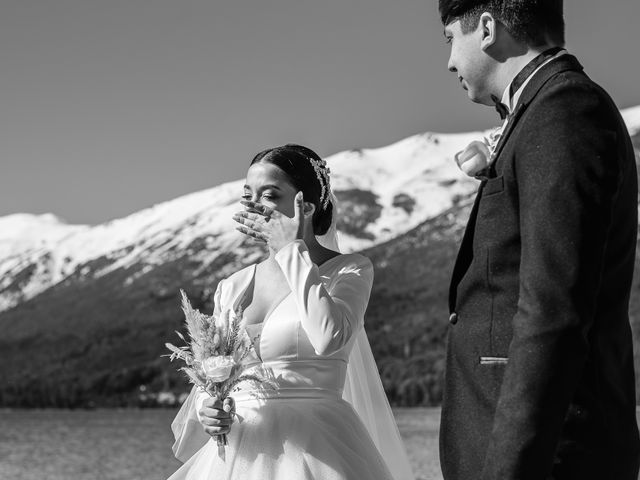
[169,240,414,480]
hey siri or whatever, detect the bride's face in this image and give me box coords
[243,162,299,218]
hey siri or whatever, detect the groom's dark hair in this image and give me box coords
[439,0,565,47]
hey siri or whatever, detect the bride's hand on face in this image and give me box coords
[234,191,307,252]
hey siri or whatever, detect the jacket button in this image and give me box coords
[449,313,458,325]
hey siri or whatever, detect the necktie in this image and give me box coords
[493,46,564,120]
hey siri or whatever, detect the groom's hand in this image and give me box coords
[199,396,235,437]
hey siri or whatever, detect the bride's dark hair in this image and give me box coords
[250,144,334,236]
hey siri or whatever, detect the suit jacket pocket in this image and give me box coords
[479,356,508,365]
[482,175,504,196]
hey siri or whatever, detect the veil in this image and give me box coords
[317,193,415,480]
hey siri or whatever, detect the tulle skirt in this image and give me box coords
[168,389,394,480]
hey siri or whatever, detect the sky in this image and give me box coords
[1,0,639,225]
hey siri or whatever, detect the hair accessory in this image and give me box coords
[309,158,331,210]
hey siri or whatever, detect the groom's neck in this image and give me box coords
[491,43,556,100]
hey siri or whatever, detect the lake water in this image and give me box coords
[0,409,183,480]
[1,408,638,480]
[0,408,441,480]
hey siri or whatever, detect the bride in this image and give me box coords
[168,144,414,480]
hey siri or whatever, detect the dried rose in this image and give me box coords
[202,356,235,382]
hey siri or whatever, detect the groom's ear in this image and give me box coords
[479,12,498,52]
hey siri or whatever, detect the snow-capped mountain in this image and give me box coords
[0,132,483,313]
[1,106,639,408]
[1,106,639,314]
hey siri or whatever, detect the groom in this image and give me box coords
[439,1,640,479]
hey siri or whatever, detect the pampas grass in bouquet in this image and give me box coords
[165,289,275,453]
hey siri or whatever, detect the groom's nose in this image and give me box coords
[448,57,457,73]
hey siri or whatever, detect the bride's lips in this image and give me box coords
[458,77,468,91]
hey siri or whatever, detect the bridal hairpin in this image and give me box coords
[309,158,332,210]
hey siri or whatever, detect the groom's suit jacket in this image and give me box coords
[440,54,640,480]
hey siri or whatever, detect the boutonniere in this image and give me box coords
[454,126,503,180]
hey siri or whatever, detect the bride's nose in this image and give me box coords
[245,197,263,213]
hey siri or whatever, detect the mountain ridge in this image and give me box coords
[0,129,485,313]
[1,106,639,407]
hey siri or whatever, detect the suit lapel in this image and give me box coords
[448,188,483,312]
[448,55,585,312]
[491,54,584,164]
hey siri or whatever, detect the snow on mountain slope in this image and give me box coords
[326,130,480,250]
[1,106,638,313]
[622,105,640,135]
[0,182,254,311]
[0,213,86,258]
[0,132,477,312]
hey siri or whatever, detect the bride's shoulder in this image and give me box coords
[322,253,373,292]
[227,263,256,278]
[223,263,256,283]
[215,263,256,293]
[324,252,373,273]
